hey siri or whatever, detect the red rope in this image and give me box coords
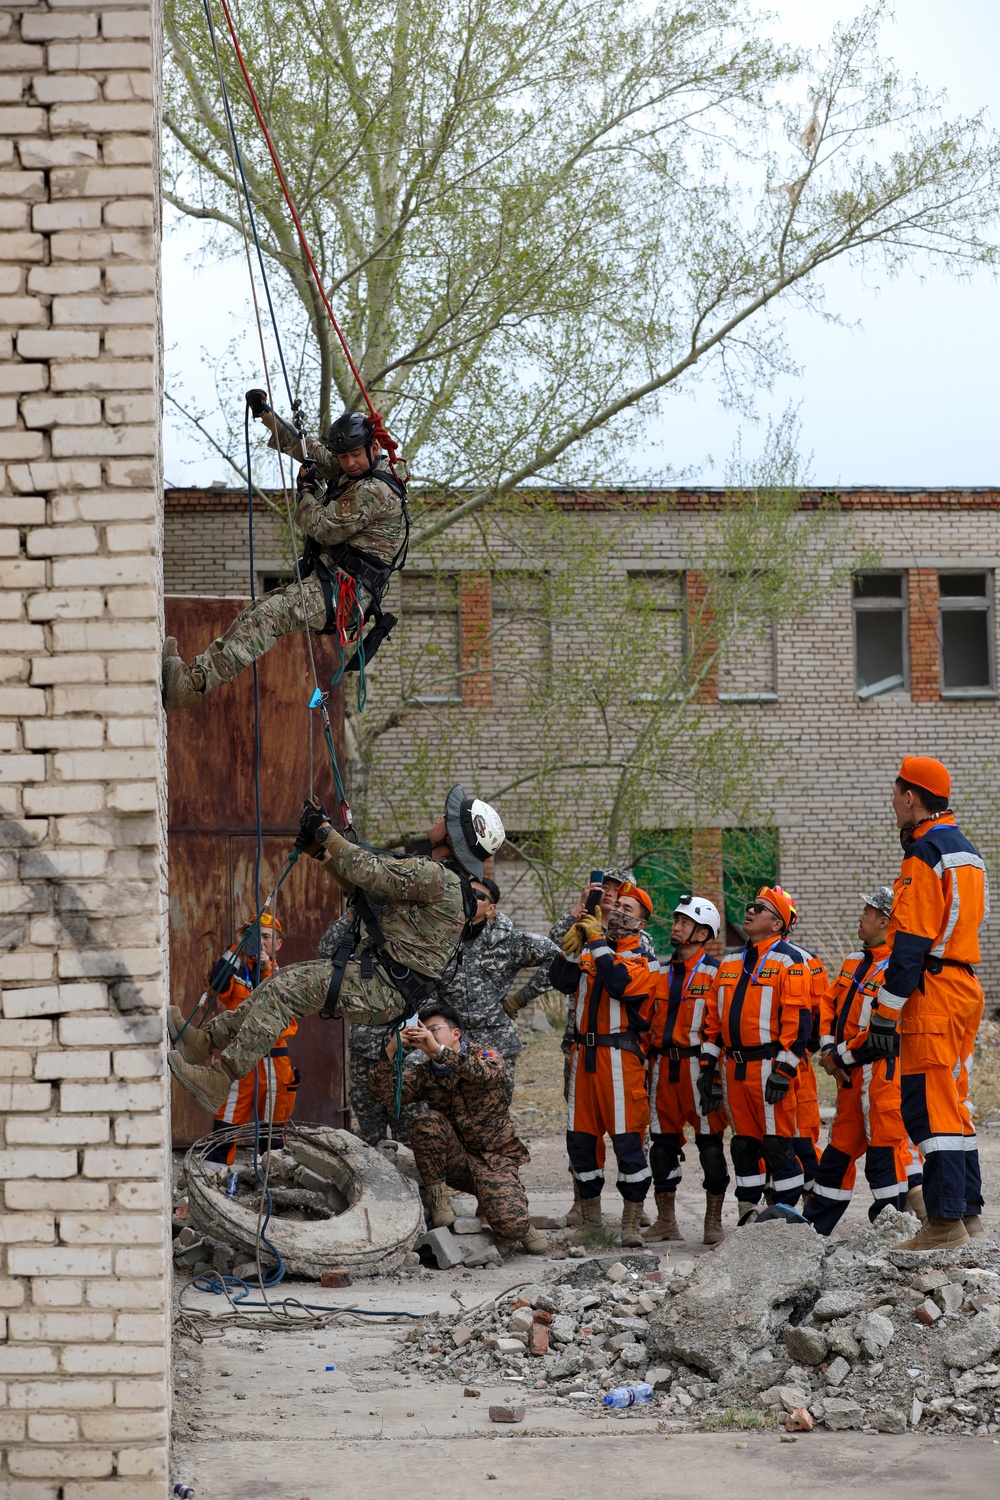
[216,0,403,475]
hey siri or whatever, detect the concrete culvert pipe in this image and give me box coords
[183,1122,424,1278]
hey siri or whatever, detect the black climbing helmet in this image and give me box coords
[327,411,376,454]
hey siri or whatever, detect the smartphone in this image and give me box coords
[405,1012,420,1028]
[589,869,604,887]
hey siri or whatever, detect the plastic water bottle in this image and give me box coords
[224,1171,239,1200]
[602,1382,654,1408]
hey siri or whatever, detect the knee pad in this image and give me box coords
[649,1135,681,1179]
[730,1134,763,1175]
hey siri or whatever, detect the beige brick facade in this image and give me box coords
[166,486,1000,994]
[1,1,168,1492]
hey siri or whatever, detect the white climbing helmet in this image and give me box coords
[673,893,721,939]
[444,784,505,878]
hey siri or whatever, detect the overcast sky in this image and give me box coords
[162,1,1000,488]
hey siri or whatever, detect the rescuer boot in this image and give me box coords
[736,1201,760,1226]
[963,1215,984,1238]
[162,636,205,712]
[894,1217,971,1252]
[168,1006,212,1066]
[703,1192,726,1246]
[642,1191,681,1242]
[620,1200,645,1248]
[521,1226,549,1255]
[570,1194,603,1241]
[425,1182,455,1229]
[167,1052,238,1114]
[565,1178,583,1227]
[907,1185,928,1225]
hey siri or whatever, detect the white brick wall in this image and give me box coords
[0,1,169,1492]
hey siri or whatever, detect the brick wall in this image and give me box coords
[0,2,169,1492]
[459,571,492,707]
[908,567,941,702]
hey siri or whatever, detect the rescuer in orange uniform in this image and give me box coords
[802,888,911,1234]
[643,894,727,1246]
[203,914,299,1165]
[699,886,810,1219]
[776,886,829,1197]
[549,882,656,1247]
[865,756,987,1250]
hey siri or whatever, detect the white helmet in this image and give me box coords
[673,893,721,939]
[444,784,505,878]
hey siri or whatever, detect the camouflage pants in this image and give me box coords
[410,1110,530,1241]
[191,573,367,694]
[349,1051,421,1146]
[208,959,409,1080]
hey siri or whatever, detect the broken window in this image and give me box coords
[939,572,994,695]
[853,572,907,698]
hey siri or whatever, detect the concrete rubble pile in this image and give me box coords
[386,1212,1000,1434]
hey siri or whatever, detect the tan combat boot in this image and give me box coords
[570,1194,603,1241]
[167,1052,238,1113]
[894,1217,971,1252]
[162,637,205,712]
[168,1006,212,1066]
[703,1192,726,1246]
[642,1191,681,1242]
[521,1226,549,1255]
[907,1184,928,1225]
[564,1179,583,1227]
[425,1183,455,1229]
[621,1200,644,1248]
[963,1215,984,1238]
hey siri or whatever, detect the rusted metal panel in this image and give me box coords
[166,596,347,1146]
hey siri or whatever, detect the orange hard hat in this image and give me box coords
[756,885,793,931]
[898,755,950,800]
[246,912,282,933]
[773,883,798,926]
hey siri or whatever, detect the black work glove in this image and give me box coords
[764,1067,792,1104]
[697,1068,723,1114]
[295,796,332,856]
[246,388,270,418]
[867,1010,899,1057]
[296,460,320,498]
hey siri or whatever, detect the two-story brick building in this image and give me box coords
[165,484,999,992]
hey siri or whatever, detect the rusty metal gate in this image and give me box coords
[165,596,348,1146]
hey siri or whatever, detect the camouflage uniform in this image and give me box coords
[370,1041,532,1241]
[188,432,405,695]
[432,911,559,1103]
[549,909,658,1093]
[206,828,468,1082]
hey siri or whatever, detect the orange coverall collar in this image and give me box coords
[610,931,642,954]
[862,940,891,962]
[909,811,956,841]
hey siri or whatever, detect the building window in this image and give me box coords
[632,828,693,952]
[625,571,685,701]
[853,572,907,698]
[939,572,994,696]
[717,616,777,702]
[722,826,779,945]
[393,572,461,703]
[491,571,551,706]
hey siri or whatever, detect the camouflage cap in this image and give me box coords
[859,886,894,918]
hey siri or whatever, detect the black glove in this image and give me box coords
[867,1010,899,1057]
[296,461,320,497]
[764,1067,792,1104]
[697,1068,723,1114]
[246,388,270,418]
[295,796,331,855]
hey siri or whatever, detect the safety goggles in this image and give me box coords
[745,901,770,916]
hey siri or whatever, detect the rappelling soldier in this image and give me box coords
[166,785,505,1115]
[161,396,407,711]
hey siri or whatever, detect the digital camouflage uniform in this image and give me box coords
[204,828,468,1083]
[432,911,559,1103]
[549,907,658,1093]
[187,431,405,695]
[370,1041,532,1241]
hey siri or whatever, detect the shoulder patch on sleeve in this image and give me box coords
[479,1049,496,1060]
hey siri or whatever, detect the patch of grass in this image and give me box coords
[511,1026,567,1134]
[700,1408,777,1431]
[972,1018,1000,1123]
[578,1223,620,1247]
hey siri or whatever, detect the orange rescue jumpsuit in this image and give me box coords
[701,937,810,1208]
[647,949,728,1196]
[550,934,653,1203]
[786,945,829,1191]
[877,813,986,1221]
[209,953,299,1164]
[802,941,910,1234]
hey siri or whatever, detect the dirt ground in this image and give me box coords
[170,1014,1000,1498]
